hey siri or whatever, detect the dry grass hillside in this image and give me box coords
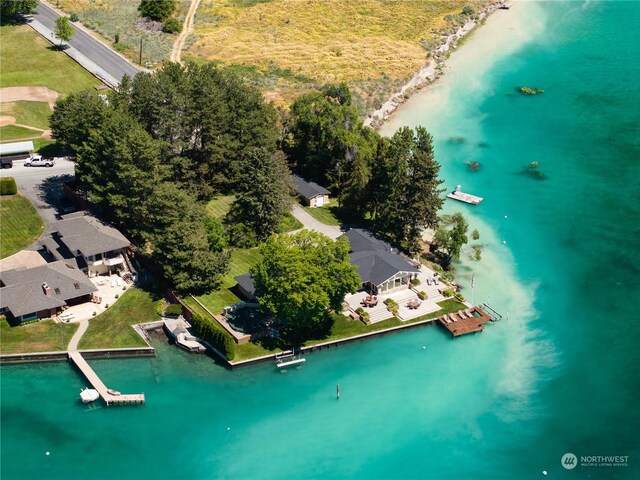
[188,0,486,112]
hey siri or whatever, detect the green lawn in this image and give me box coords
[206,195,235,218]
[277,213,303,233]
[231,298,467,362]
[78,288,160,350]
[0,125,42,142]
[190,248,263,315]
[303,205,342,226]
[0,194,45,259]
[0,25,100,94]
[0,318,78,354]
[0,101,52,130]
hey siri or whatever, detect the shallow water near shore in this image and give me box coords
[2,1,640,479]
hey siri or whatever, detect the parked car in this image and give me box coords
[24,155,55,167]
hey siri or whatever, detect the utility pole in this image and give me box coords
[139,37,143,66]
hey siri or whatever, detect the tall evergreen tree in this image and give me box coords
[50,90,108,153]
[225,148,293,245]
[375,126,444,254]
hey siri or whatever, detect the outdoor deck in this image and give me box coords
[437,306,492,337]
[68,351,145,405]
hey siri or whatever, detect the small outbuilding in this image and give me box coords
[291,175,331,207]
[234,273,257,301]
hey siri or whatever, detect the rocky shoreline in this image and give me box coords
[364,2,505,130]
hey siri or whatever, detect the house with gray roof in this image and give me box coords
[291,174,331,207]
[41,213,131,276]
[342,229,420,295]
[0,261,97,322]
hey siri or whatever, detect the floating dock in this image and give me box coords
[437,306,492,337]
[446,185,484,205]
[68,351,145,406]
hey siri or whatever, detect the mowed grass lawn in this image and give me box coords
[233,299,467,361]
[78,288,160,350]
[0,318,78,354]
[0,194,45,258]
[1,101,52,130]
[186,248,263,315]
[0,125,43,142]
[303,205,341,226]
[0,25,99,94]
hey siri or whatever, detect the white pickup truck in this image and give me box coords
[24,155,55,167]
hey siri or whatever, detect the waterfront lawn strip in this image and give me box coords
[0,25,99,94]
[303,205,341,226]
[78,288,160,350]
[0,101,52,130]
[232,299,467,361]
[310,298,467,345]
[0,194,45,259]
[194,248,263,315]
[0,318,78,354]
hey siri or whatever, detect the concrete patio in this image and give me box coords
[344,266,447,323]
[54,273,131,323]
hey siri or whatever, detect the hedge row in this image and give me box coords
[190,313,236,361]
[0,177,17,195]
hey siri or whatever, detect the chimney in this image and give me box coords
[42,283,52,296]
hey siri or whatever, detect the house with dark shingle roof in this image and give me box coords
[41,213,131,276]
[0,261,97,322]
[291,174,331,207]
[342,229,420,295]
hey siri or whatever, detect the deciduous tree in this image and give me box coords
[434,212,469,268]
[54,16,74,46]
[251,231,360,344]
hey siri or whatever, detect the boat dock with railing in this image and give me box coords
[446,185,484,205]
[68,351,145,405]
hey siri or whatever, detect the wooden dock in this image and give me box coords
[446,190,484,205]
[437,306,492,337]
[68,351,145,406]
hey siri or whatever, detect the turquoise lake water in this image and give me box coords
[2,2,639,479]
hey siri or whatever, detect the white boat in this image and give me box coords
[80,388,100,403]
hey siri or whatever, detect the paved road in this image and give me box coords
[1,159,76,244]
[32,2,140,83]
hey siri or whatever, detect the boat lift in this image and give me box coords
[275,350,306,368]
[479,303,503,322]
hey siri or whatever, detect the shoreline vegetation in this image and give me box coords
[365,1,504,129]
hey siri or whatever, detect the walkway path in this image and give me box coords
[170,0,202,64]
[290,204,343,239]
[67,319,88,352]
